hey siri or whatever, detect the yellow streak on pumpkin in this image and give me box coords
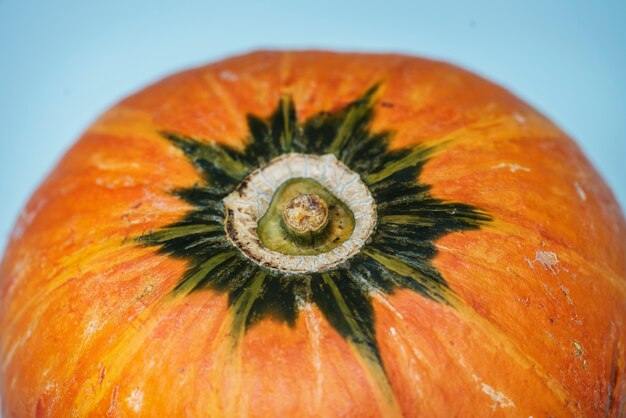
[364,146,435,185]
[1,238,129,364]
[363,248,452,302]
[71,295,175,415]
[320,273,403,418]
[174,251,237,295]
[69,251,237,415]
[206,270,267,418]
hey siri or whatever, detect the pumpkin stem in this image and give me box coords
[281,193,330,245]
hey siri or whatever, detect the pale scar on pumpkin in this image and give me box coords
[526,250,561,275]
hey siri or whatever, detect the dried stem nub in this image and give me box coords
[282,193,329,245]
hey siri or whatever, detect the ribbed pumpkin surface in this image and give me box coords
[1,51,625,417]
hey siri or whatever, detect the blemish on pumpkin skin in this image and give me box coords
[543,284,558,303]
[471,374,516,411]
[559,285,574,305]
[83,318,103,338]
[98,363,106,385]
[95,176,138,189]
[512,112,527,125]
[126,388,144,413]
[90,153,141,172]
[572,340,584,358]
[574,182,587,201]
[11,198,47,240]
[434,243,454,252]
[571,340,588,371]
[517,296,531,308]
[106,385,119,417]
[219,70,239,82]
[493,162,531,173]
[526,250,560,275]
[137,283,155,301]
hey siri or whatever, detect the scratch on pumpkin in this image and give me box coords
[387,326,425,396]
[471,374,516,411]
[106,385,119,417]
[374,293,404,320]
[559,285,574,305]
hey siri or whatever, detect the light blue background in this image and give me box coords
[1,0,625,256]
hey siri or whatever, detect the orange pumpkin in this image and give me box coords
[1,51,625,417]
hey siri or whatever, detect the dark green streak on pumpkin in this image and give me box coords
[244,274,302,328]
[138,84,491,397]
[229,270,268,345]
[313,272,379,360]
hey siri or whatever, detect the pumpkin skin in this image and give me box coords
[1,50,625,417]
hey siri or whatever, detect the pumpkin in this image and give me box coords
[1,51,625,417]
